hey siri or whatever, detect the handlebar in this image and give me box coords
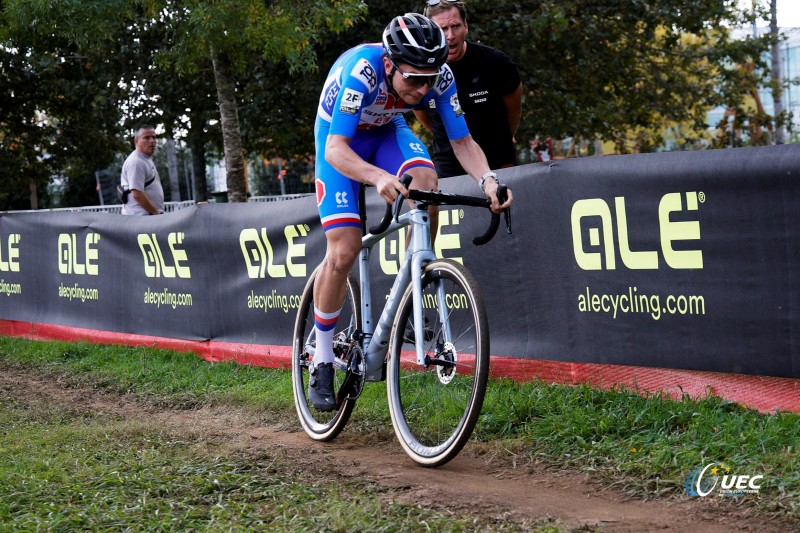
[367,173,512,246]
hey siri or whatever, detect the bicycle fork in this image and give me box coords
[360,209,447,381]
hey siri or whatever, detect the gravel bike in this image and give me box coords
[292,175,511,467]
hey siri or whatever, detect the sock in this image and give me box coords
[313,306,341,366]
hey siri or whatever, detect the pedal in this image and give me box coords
[336,343,365,404]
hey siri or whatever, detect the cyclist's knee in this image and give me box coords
[324,247,358,274]
[407,167,437,191]
[323,228,360,274]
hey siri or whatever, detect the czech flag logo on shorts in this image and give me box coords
[315,179,326,206]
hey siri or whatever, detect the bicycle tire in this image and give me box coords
[292,265,361,441]
[387,259,490,466]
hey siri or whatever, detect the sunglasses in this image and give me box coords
[389,58,441,89]
[426,0,461,5]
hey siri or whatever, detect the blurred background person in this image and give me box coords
[415,0,522,178]
[120,124,164,215]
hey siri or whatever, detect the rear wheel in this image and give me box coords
[292,266,362,441]
[387,259,489,466]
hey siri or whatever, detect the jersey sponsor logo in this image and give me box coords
[470,90,489,104]
[335,191,350,208]
[323,82,341,114]
[339,88,364,115]
[435,67,454,94]
[450,94,464,117]
[375,92,388,105]
[351,59,378,90]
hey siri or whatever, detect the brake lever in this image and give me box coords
[393,173,414,223]
[367,173,414,235]
[472,184,511,245]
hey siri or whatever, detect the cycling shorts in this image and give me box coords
[314,116,435,232]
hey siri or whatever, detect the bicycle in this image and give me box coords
[292,174,511,467]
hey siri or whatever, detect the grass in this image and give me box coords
[0,393,536,532]
[1,336,798,527]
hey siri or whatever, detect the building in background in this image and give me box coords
[708,27,800,145]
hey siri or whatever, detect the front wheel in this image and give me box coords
[387,259,490,466]
[292,265,361,441]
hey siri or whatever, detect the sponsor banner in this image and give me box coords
[0,145,798,378]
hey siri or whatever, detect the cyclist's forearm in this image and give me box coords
[450,136,492,184]
[326,134,388,187]
[325,134,406,203]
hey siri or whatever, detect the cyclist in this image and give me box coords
[310,12,513,411]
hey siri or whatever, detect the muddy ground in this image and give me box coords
[1,366,792,532]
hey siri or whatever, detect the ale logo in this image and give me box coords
[240,225,309,279]
[380,209,463,275]
[0,233,21,272]
[571,192,704,270]
[58,233,100,275]
[137,232,191,278]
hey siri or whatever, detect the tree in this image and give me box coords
[1,1,147,209]
[467,0,775,150]
[3,0,366,205]
[151,0,366,201]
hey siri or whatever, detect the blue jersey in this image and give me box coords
[316,44,470,141]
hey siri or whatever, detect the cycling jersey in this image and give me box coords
[315,43,470,232]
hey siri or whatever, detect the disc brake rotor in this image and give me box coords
[436,341,457,384]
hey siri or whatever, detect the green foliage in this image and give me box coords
[467,0,776,145]
[0,0,792,207]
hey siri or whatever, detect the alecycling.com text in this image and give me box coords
[247,289,301,314]
[58,282,98,302]
[144,287,193,309]
[1,279,22,297]
[578,286,706,321]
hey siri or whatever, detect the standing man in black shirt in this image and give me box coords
[414,0,522,178]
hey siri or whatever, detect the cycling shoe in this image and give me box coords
[308,362,337,412]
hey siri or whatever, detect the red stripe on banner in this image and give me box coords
[0,320,292,369]
[486,356,800,415]
[1,320,798,414]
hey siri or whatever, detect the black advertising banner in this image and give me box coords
[1,145,798,378]
[480,144,800,378]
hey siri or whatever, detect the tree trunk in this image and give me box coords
[166,137,181,201]
[770,0,785,144]
[211,48,247,202]
[188,111,209,202]
[29,179,38,210]
[190,137,208,202]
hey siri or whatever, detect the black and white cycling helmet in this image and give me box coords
[382,13,448,69]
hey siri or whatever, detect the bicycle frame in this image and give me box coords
[358,206,442,382]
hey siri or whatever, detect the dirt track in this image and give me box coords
[0,366,791,532]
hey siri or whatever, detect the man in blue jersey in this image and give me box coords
[310,13,512,411]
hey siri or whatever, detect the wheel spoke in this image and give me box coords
[387,260,489,466]
[291,268,361,441]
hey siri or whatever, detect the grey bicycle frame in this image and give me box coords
[359,206,452,382]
